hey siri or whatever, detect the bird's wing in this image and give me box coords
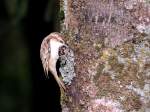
[40,37,50,78]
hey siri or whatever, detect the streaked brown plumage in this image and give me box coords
[40,32,66,90]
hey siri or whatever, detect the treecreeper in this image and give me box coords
[40,32,76,92]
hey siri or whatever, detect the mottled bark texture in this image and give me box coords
[61,0,150,112]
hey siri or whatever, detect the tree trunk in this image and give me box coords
[61,0,150,112]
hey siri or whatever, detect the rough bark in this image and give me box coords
[60,0,150,112]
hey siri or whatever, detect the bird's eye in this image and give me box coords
[59,40,64,43]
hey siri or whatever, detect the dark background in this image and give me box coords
[0,0,62,112]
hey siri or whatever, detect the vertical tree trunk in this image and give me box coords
[61,0,150,112]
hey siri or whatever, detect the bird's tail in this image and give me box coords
[50,66,66,91]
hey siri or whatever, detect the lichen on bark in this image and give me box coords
[59,46,76,85]
[61,0,150,112]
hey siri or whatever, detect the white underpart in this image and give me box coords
[50,39,64,60]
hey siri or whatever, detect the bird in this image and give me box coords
[40,32,66,91]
